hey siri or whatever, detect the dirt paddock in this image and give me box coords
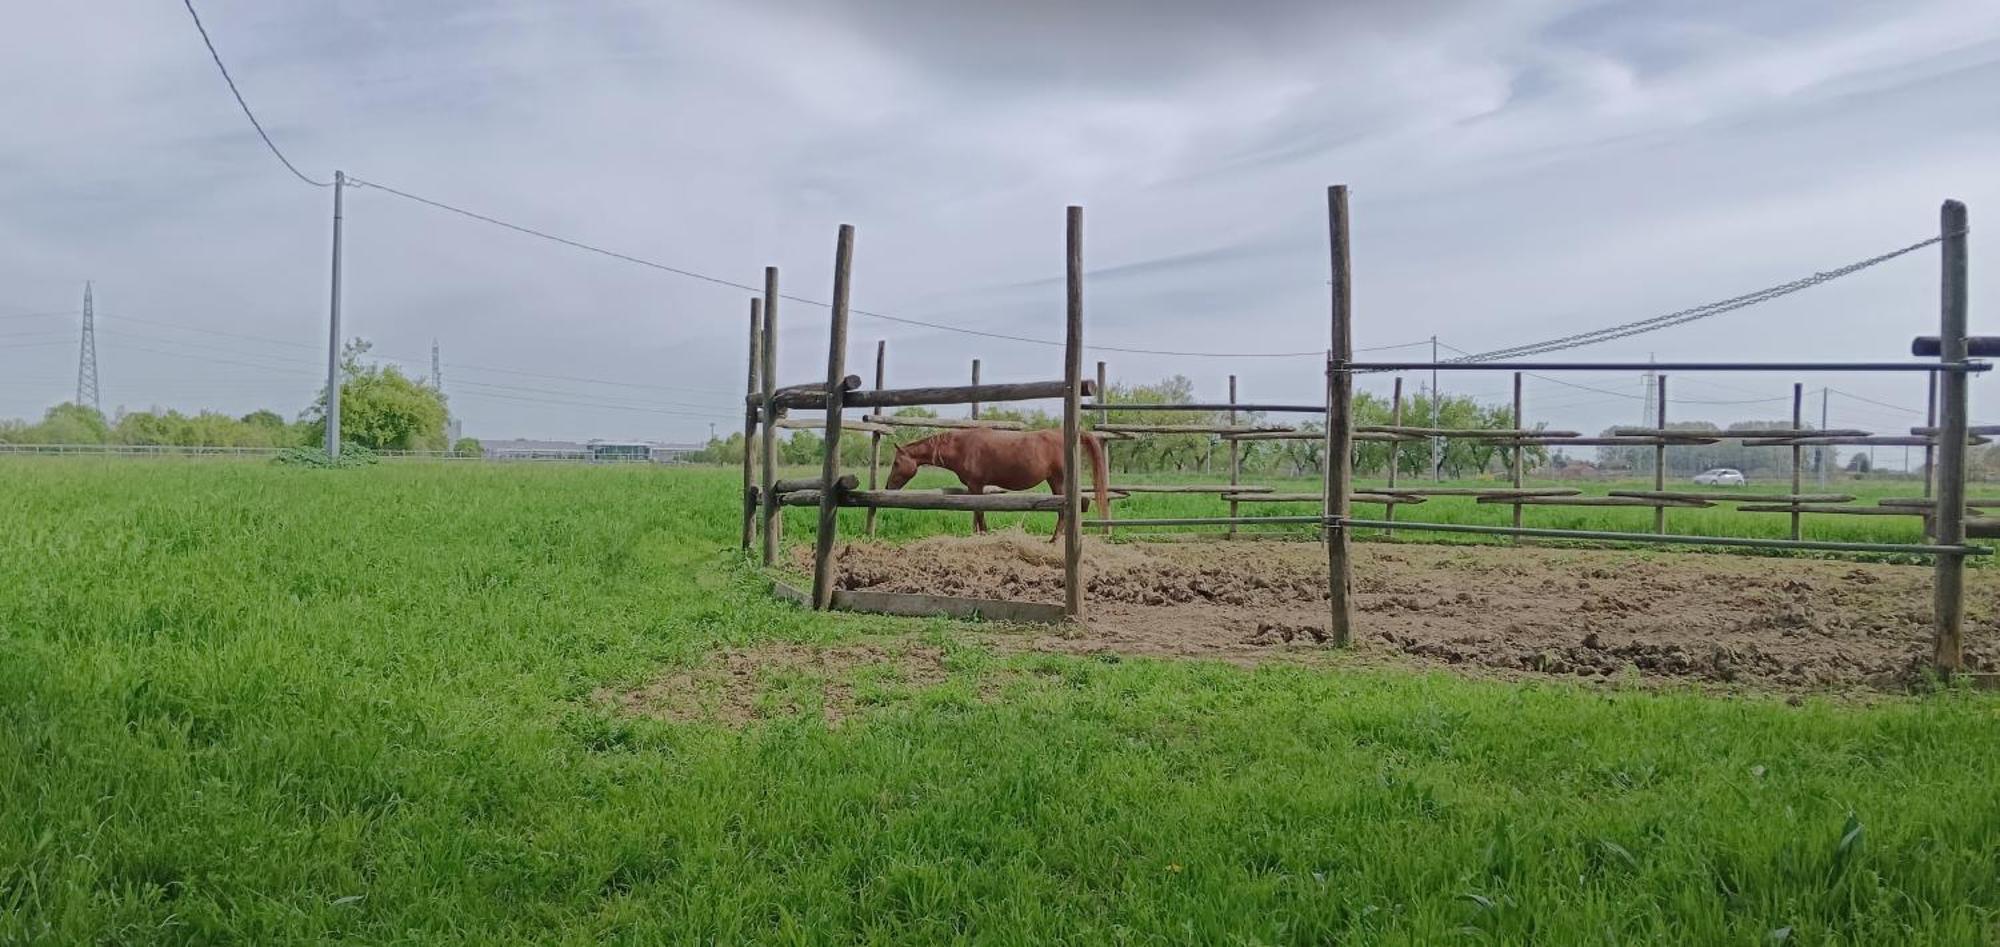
[795,531,1997,690]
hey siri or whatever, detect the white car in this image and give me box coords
[1693,468,1747,486]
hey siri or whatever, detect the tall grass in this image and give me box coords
[1,459,1996,943]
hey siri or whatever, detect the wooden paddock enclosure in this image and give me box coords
[737,189,1992,672]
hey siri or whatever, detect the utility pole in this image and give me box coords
[1818,386,1830,486]
[76,281,99,412]
[1639,358,1656,474]
[431,338,442,389]
[324,170,346,458]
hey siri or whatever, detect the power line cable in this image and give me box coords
[0,329,82,343]
[180,0,330,188]
[1827,387,1924,416]
[1441,233,1952,363]
[350,175,1432,360]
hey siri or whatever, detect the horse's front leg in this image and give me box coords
[965,480,988,534]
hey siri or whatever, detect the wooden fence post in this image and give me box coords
[1096,359,1111,538]
[1511,372,1525,543]
[866,339,885,537]
[812,225,855,609]
[760,267,781,567]
[1933,199,1969,672]
[1790,382,1804,541]
[1325,184,1356,647]
[1063,206,1085,620]
[1653,374,1669,534]
[740,299,763,549]
[970,359,981,419]
[1227,374,1240,538]
[1383,378,1404,537]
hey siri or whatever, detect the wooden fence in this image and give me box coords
[735,188,1992,672]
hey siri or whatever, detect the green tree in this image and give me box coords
[453,437,483,457]
[779,430,823,467]
[300,340,450,451]
[31,403,110,444]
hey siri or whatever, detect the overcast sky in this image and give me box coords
[3,0,1997,456]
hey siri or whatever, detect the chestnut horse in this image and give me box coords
[885,429,1110,539]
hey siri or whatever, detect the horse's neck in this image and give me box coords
[917,433,957,469]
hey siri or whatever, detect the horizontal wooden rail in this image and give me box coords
[1097,423,1295,435]
[759,375,863,409]
[1360,425,1580,439]
[1083,402,1327,414]
[1517,436,1721,446]
[775,417,891,434]
[1108,484,1276,493]
[1332,517,1992,556]
[1351,486,1581,498]
[772,475,858,494]
[1911,424,2000,437]
[1222,430,1410,442]
[1742,434,1991,447]
[1082,515,1324,528]
[1225,492,1427,504]
[1876,497,2000,509]
[943,486,1130,500]
[1475,495,1713,508]
[1734,504,1930,517]
[860,415,1025,430]
[837,490,1104,512]
[842,379,1093,410]
[1612,427,1869,439]
[1609,490,1857,504]
[1911,335,2000,357]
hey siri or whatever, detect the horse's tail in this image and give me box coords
[1082,432,1110,534]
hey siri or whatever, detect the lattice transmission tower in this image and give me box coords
[76,282,99,412]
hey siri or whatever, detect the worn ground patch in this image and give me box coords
[794,531,1998,690]
[597,638,1021,727]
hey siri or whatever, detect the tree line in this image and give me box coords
[0,340,479,455]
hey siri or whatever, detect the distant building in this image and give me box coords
[482,438,705,463]
[484,438,588,461]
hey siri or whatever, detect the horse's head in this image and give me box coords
[885,442,923,490]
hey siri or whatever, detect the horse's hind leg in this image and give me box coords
[1045,474,1064,543]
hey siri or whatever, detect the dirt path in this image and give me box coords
[802,531,1997,689]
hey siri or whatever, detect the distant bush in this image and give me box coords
[453,437,483,457]
[273,444,380,468]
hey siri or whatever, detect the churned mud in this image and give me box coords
[799,530,1997,690]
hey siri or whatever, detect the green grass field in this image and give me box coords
[3,459,1998,944]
